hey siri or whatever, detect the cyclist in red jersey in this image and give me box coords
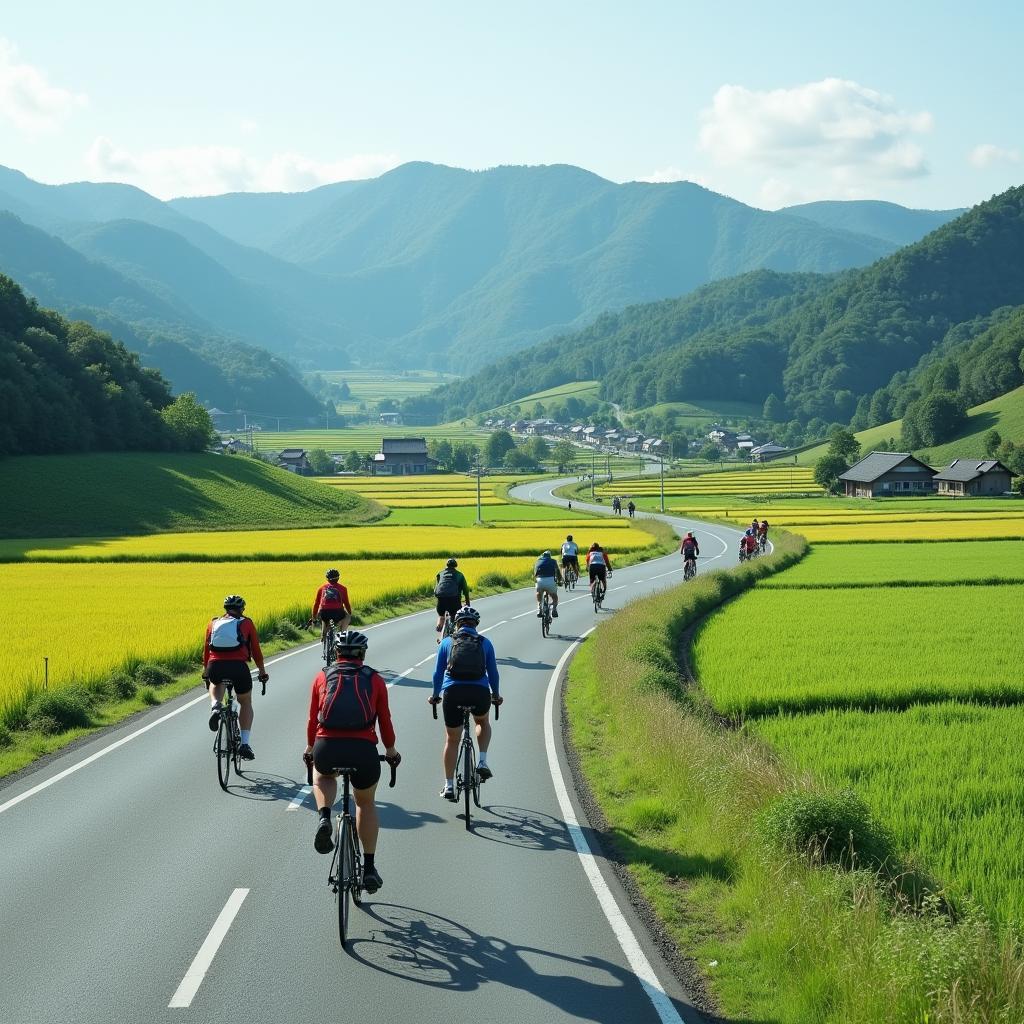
[312,568,352,642]
[304,629,400,893]
[202,595,269,760]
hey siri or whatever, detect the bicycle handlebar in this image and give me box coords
[430,698,499,719]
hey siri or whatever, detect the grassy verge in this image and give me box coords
[564,532,1024,1022]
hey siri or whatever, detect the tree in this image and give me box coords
[827,427,861,464]
[307,447,334,475]
[814,453,849,494]
[901,390,967,448]
[343,449,363,472]
[484,429,516,467]
[161,392,215,451]
[699,443,721,463]
[452,443,475,472]
[502,448,537,471]
[527,435,549,464]
[984,429,1003,457]
[762,393,787,423]
[429,439,453,470]
[551,440,577,472]
[996,440,1024,476]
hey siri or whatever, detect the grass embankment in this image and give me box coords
[0,453,383,537]
[565,535,1023,1022]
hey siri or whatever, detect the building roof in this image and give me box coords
[933,458,1011,482]
[838,452,935,483]
[381,437,428,455]
[278,448,308,460]
[751,443,786,455]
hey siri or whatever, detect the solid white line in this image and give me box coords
[479,620,507,634]
[169,888,249,1008]
[543,637,689,1024]
[285,786,311,812]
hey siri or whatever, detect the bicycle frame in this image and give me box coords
[431,699,498,831]
[213,682,240,791]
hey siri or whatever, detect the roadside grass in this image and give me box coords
[692,584,1022,716]
[565,535,1024,1022]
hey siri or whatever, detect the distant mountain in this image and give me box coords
[0,162,970,374]
[781,200,964,248]
[422,185,1024,431]
[0,212,323,417]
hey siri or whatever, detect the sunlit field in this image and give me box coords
[600,466,825,497]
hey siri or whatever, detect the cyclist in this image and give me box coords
[680,531,699,567]
[611,496,622,516]
[534,549,563,618]
[740,529,758,560]
[433,557,470,639]
[428,606,501,800]
[586,542,613,597]
[627,500,636,518]
[311,569,352,643]
[304,630,400,894]
[758,519,770,549]
[202,595,269,761]
[560,534,580,581]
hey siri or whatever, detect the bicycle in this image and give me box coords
[306,754,398,947]
[759,535,768,554]
[441,611,455,640]
[322,619,338,665]
[212,674,265,790]
[563,563,578,592]
[540,590,552,637]
[432,698,499,831]
[591,573,608,612]
[683,557,697,581]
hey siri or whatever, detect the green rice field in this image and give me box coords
[248,423,486,455]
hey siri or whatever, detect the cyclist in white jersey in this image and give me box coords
[560,535,580,577]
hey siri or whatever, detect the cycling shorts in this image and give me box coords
[441,683,492,728]
[206,659,253,695]
[535,577,558,594]
[311,737,381,790]
[589,565,607,584]
[319,609,348,624]
[436,596,462,617]
[682,548,697,561]
[561,555,579,570]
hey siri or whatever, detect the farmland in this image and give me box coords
[483,379,601,417]
[316,473,533,507]
[248,423,487,455]
[597,465,825,498]
[792,516,1024,542]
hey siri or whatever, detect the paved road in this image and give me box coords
[0,480,744,1024]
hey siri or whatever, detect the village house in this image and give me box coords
[750,442,788,463]
[371,437,438,475]
[582,426,599,444]
[276,448,313,475]
[838,452,936,498]
[379,411,403,426]
[933,459,1013,496]
[622,435,644,452]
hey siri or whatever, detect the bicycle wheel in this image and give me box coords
[350,826,363,907]
[463,740,474,830]
[216,711,231,791]
[338,817,353,945]
[231,715,242,775]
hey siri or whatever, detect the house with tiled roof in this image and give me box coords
[838,452,936,498]
[933,459,1013,496]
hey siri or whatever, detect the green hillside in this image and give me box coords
[249,422,486,455]
[797,384,1024,466]
[781,200,963,247]
[0,453,383,537]
[484,380,602,417]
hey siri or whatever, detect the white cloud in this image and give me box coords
[0,38,87,133]
[239,118,260,138]
[637,166,713,188]
[969,143,1020,169]
[86,137,400,197]
[699,78,932,183]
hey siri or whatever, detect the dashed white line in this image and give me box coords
[479,620,507,634]
[285,785,311,812]
[169,888,249,1008]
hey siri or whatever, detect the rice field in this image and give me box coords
[794,518,1024,543]
[753,702,1024,925]
[600,466,825,497]
[0,556,529,717]
[759,541,1024,587]
[315,473,537,507]
[248,424,487,455]
[0,520,643,563]
[692,584,1022,716]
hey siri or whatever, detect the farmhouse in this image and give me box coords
[933,459,1013,496]
[379,411,403,425]
[751,442,788,463]
[277,448,313,475]
[838,452,936,498]
[371,437,438,475]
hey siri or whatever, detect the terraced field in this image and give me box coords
[601,465,824,498]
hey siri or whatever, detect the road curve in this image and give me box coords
[0,481,744,1024]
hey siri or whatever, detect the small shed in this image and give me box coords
[277,448,313,475]
[379,411,403,425]
[838,452,936,498]
[933,459,1013,496]
[751,442,788,463]
[372,437,437,475]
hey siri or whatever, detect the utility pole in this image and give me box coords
[591,449,596,500]
[474,453,483,524]
[660,452,666,513]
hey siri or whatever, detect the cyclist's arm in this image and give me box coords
[372,673,396,748]
[244,620,267,673]
[311,586,323,621]
[306,674,324,748]
[339,585,353,617]
[202,622,212,671]
[458,572,470,603]
[605,555,613,572]
[484,638,500,697]
[431,641,447,699]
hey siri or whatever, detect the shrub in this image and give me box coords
[138,687,160,706]
[274,618,303,642]
[0,723,12,747]
[134,662,173,687]
[25,687,93,734]
[109,672,138,699]
[477,572,512,588]
[758,789,894,870]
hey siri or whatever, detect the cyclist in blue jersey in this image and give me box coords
[428,606,502,801]
[533,549,563,618]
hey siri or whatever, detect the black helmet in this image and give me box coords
[326,568,340,580]
[223,594,246,611]
[454,606,481,627]
[336,629,369,658]
[566,534,573,541]
[446,557,458,568]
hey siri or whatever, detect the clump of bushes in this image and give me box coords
[25,686,94,735]
[134,662,173,687]
[109,671,138,700]
[478,572,512,588]
[273,618,303,642]
[138,687,160,706]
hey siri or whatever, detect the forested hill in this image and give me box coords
[2,273,201,456]
[780,200,963,248]
[418,184,1024,426]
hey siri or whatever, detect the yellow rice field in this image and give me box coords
[314,473,533,508]
[0,521,641,562]
[599,467,824,496]
[0,556,534,709]
[795,519,1024,543]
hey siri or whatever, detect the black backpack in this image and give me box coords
[446,631,486,680]
[318,664,376,730]
[322,585,342,607]
[434,569,461,599]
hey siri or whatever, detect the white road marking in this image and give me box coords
[479,620,507,633]
[286,785,311,811]
[544,637,689,1024]
[169,888,250,1008]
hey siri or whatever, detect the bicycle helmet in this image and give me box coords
[454,605,481,627]
[542,550,552,557]
[325,568,340,580]
[566,534,573,542]
[223,594,246,611]
[446,557,458,568]
[335,629,369,658]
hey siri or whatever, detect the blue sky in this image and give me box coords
[1,1,1021,208]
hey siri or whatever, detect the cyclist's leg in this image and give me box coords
[353,782,380,854]
[474,712,492,753]
[442,725,461,779]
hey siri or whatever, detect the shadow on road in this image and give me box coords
[378,800,446,830]
[496,656,552,672]
[223,771,303,804]
[472,804,574,852]
[347,901,712,1023]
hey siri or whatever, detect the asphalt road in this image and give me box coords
[0,477,745,1024]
